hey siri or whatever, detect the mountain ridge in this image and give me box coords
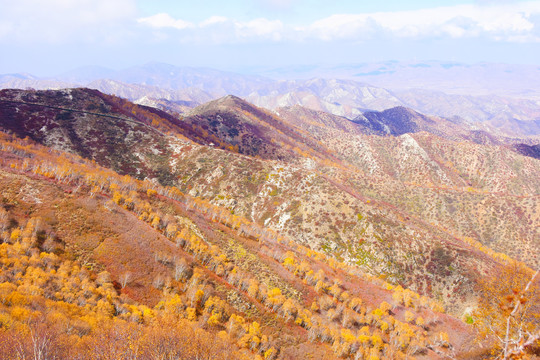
[2,62,540,137]
[0,87,538,358]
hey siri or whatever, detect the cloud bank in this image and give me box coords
[0,0,539,45]
[137,1,540,43]
[1,0,540,73]
[0,0,137,43]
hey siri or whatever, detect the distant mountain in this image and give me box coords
[57,65,117,83]
[134,96,200,114]
[0,73,74,90]
[513,143,540,159]
[247,79,540,138]
[0,62,272,100]
[353,106,437,136]
[87,78,214,105]
[392,89,540,137]
[0,73,38,81]
[246,78,402,118]
[256,61,540,99]
[2,62,540,137]
[352,106,540,159]
[111,62,273,96]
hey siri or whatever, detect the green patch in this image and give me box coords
[321,241,332,253]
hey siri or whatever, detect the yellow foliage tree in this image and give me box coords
[473,264,539,359]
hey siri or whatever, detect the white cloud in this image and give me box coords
[138,15,285,43]
[235,18,284,41]
[200,16,228,27]
[137,13,194,30]
[136,1,540,44]
[1,0,539,47]
[0,0,137,43]
[305,2,540,41]
[305,14,377,41]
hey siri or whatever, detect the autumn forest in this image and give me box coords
[0,86,537,360]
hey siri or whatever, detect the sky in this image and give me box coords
[1,0,540,76]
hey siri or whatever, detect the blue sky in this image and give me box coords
[1,0,539,75]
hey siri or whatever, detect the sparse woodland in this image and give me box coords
[0,89,538,359]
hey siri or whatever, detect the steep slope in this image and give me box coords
[0,88,341,167]
[0,132,481,359]
[183,95,340,162]
[274,106,540,269]
[513,143,540,159]
[354,107,448,137]
[183,95,294,160]
[0,88,537,318]
[0,88,187,184]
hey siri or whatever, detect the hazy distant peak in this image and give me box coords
[190,94,256,115]
[57,65,116,84]
[218,94,244,102]
[353,106,444,136]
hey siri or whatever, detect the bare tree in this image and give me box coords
[0,208,8,231]
[174,259,191,281]
[499,269,539,360]
[119,272,131,289]
[475,264,540,359]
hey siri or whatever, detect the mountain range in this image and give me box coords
[2,62,540,138]
[0,71,538,358]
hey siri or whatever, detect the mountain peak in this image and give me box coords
[190,94,258,116]
[217,94,245,104]
[353,106,441,136]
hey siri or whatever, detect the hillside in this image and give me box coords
[276,106,539,268]
[1,89,538,293]
[0,132,479,359]
[0,88,538,359]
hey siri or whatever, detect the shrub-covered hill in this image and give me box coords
[0,132,483,359]
[0,89,538,309]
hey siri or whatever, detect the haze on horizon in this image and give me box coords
[1,0,540,76]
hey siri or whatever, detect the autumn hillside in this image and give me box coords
[0,88,538,359]
[0,130,475,359]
